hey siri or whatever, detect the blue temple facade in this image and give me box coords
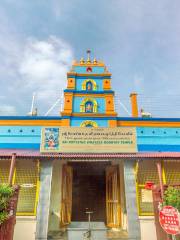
[0,53,180,240]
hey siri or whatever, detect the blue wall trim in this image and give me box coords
[0,143,40,149]
[138,144,180,152]
[67,75,111,79]
[0,116,180,122]
[117,117,180,122]
[1,143,180,152]
[62,116,117,120]
[64,90,114,94]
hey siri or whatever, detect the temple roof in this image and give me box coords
[71,50,106,67]
[0,149,180,159]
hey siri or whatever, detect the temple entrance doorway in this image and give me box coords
[71,162,108,222]
[60,162,121,228]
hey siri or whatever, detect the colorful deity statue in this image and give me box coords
[86,81,93,91]
[85,102,93,113]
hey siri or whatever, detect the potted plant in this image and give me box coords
[0,184,14,225]
[0,184,20,240]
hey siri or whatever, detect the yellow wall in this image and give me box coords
[62,92,73,115]
[0,120,63,126]
[105,94,116,114]
[109,120,117,127]
[103,79,111,90]
[67,77,75,89]
[0,119,180,128]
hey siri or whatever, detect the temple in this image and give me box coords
[0,51,180,240]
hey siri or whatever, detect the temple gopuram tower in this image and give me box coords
[61,50,117,127]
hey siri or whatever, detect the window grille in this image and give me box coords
[0,159,39,216]
[136,161,159,216]
[164,160,180,185]
[0,160,11,183]
[136,160,180,216]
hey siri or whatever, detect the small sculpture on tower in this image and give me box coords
[86,49,91,64]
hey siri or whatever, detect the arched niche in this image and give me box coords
[80,120,98,127]
[80,98,98,113]
[82,79,97,91]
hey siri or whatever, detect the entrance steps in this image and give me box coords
[48,222,129,240]
[67,221,107,240]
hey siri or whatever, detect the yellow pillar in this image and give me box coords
[105,94,115,114]
[67,77,75,89]
[61,92,73,116]
[130,93,138,117]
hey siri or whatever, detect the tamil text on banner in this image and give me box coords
[41,127,137,153]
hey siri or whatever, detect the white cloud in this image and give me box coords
[0,104,17,116]
[19,36,73,100]
[0,14,73,115]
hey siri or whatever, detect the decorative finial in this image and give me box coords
[80,57,85,64]
[104,66,109,72]
[93,58,97,64]
[86,49,91,63]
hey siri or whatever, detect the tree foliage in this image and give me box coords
[163,187,180,212]
[0,184,14,224]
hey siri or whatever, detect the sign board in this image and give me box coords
[141,189,153,203]
[159,206,180,235]
[40,127,137,153]
[20,183,35,188]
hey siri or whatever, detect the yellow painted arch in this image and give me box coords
[80,120,98,127]
[80,98,98,113]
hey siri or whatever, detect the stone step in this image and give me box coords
[48,222,130,240]
[68,221,107,229]
[67,221,107,240]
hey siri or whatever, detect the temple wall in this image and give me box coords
[0,126,41,149]
[1,125,180,151]
[140,217,157,240]
[73,66,105,74]
[14,217,36,240]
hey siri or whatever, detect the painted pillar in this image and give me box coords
[119,162,127,230]
[124,160,141,240]
[35,159,53,240]
[130,93,138,117]
[8,153,16,185]
[156,161,164,198]
[48,160,63,232]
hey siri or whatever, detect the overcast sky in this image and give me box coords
[0,0,180,117]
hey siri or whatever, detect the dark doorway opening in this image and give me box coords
[70,162,109,222]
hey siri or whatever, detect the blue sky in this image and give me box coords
[0,0,180,117]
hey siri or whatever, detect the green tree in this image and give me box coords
[163,187,180,212]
